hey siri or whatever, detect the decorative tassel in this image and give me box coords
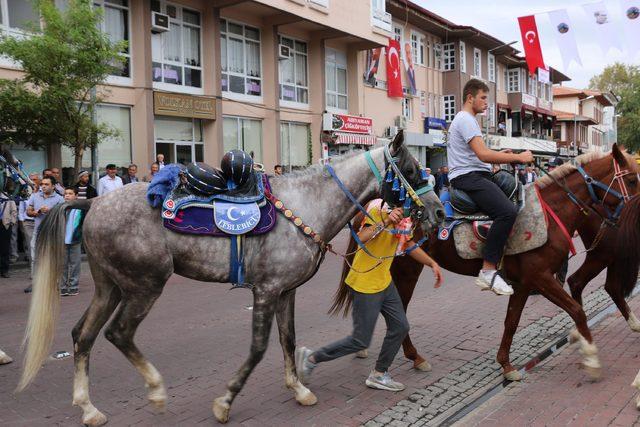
[403,197,412,210]
[392,177,400,191]
[420,168,428,181]
[385,167,394,183]
[399,185,406,201]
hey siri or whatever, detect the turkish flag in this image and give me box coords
[518,15,546,76]
[386,38,403,98]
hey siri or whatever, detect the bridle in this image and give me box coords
[576,159,633,224]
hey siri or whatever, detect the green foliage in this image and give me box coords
[0,0,126,175]
[589,63,640,152]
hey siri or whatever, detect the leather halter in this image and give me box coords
[576,159,632,223]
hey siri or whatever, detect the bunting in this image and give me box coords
[548,9,582,70]
[583,2,623,55]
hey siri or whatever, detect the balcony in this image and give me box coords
[371,8,392,32]
[486,135,557,154]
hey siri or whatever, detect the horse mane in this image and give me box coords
[275,149,373,179]
[535,151,609,189]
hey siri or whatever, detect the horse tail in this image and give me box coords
[328,211,366,317]
[615,197,640,298]
[17,199,93,391]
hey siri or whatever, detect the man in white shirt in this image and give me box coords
[424,168,436,188]
[97,164,124,196]
[156,154,166,170]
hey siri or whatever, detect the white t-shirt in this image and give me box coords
[97,175,123,196]
[447,111,491,180]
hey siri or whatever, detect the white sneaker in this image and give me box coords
[476,270,513,296]
[365,371,405,392]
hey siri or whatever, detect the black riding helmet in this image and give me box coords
[221,149,254,187]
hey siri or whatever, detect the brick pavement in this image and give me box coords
[0,232,612,426]
[455,297,640,427]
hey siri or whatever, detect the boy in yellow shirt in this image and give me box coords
[296,201,442,391]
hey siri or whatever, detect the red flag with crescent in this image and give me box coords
[518,15,545,76]
[386,38,403,98]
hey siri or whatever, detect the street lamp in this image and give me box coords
[573,95,595,154]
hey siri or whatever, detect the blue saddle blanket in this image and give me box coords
[214,202,261,235]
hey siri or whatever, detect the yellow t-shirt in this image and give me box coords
[344,205,399,294]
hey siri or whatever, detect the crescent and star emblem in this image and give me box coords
[389,47,399,78]
[227,207,240,221]
[525,30,536,44]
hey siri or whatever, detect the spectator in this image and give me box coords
[121,164,139,185]
[143,162,160,182]
[435,166,449,195]
[25,176,64,292]
[97,164,123,196]
[424,167,436,188]
[18,173,39,275]
[50,167,66,195]
[497,120,506,136]
[0,190,18,278]
[60,187,84,296]
[73,171,97,200]
[42,168,53,179]
[274,164,283,175]
[156,154,166,170]
[524,165,537,184]
[517,168,527,186]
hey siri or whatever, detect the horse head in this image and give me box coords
[380,130,445,234]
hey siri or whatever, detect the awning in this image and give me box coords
[497,103,512,111]
[521,104,538,117]
[334,132,377,146]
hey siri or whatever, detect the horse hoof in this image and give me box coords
[414,360,432,372]
[296,389,318,406]
[504,370,523,381]
[213,397,230,424]
[636,396,640,410]
[0,354,13,365]
[568,328,581,344]
[148,386,167,413]
[584,364,602,381]
[355,349,368,359]
[82,409,108,427]
[628,315,640,333]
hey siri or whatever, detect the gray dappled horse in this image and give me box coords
[18,133,445,425]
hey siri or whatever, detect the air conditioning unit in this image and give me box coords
[278,44,292,60]
[151,12,170,33]
[395,116,407,129]
[386,126,399,138]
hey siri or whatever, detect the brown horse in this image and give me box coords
[332,145,639,380]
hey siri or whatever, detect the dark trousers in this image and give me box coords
[0,225,11,274]
[451,171,518,264]
[312,284,409,373]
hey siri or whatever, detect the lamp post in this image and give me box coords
[484,41,517,140]
[573,95,594,155]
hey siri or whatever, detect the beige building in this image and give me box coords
[1,0,392,179]
[552,87,617,154]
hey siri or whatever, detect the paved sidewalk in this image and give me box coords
[0,232,614,426]
[456,298,640,427]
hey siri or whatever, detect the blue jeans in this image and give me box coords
[61,243,81,291]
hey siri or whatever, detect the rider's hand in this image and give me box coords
[432,263,443,288]
[518,150,534,164]
[384,208,404,226]
[500,149,513,154]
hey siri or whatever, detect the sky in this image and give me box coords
[414,0,640,88]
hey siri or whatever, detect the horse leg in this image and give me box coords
[603,266,640,332]
[213,288,278,423]
[0,348,12,365]
[103,290,167,412]
[632,369,640,409]
[71,269,122,426]
[275,289,317,406]
[566,256,603,307]
[536,274,601,380]
[496,288,529,381]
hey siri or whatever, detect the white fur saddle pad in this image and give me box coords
[453,185,548,260]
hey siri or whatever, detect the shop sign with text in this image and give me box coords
[322,113,373,134]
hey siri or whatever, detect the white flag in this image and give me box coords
[620,0,640,58]
[548,9,582,70]
[583,2,624,55]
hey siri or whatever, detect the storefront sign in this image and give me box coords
[322,113,373,134]
[538,98,552,111]
[538,67,550,84]
[521,93,537,107]
[424,117,447,133]
[153,92,216,120]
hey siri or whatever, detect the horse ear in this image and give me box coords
[612,143,628,166]
[390,129,404,155]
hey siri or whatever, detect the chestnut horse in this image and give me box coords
[332,145,639,380]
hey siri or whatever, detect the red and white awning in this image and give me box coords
[334,132,377,146]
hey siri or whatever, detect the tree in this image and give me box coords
[589,63,640,152]
[0,0,126,179]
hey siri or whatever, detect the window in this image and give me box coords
[392,23,403,44]
[528,75,537,97]
[280,122,310,172]
[504,68,509,91]
[508,69,520,92]
[473,48,481,77]
[154,116,204,165]
[434,43,442,70]
[488,53,495,83]
[325,48,347,111]
[444,95,455,123]
[62,105,132,171]
[220,19,261,97]
[442,43,455,71]
[496,63,500,90]
[279,36,308,105]
[459,41,466,73]
[0,0,39,33]
[94,0,130,79]
[402,97,412,121]
[426,39,433,68]
[223,117,262,162]
[410,31,424,65]
[489,103,495,127]
[151,2,202,88]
